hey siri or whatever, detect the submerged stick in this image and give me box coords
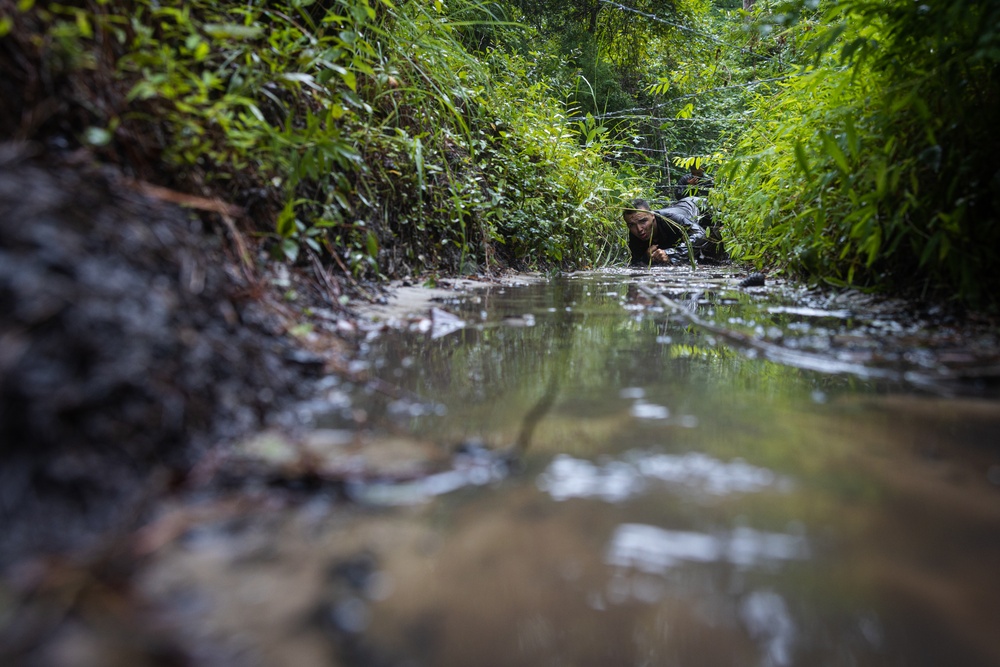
[637,283,910,382]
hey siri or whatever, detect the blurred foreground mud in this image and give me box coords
[0,146,321,568]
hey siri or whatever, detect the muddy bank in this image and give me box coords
[0,148,538,666]
[350,273,544,322]
[0,146,340,567]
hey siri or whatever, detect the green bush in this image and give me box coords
[1,0,640,277]
[718,0,1000,306]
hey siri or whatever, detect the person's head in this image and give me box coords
[623,199,655,242]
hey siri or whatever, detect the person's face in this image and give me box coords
[625,211,655,241]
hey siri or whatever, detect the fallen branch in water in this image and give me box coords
[637,283,905,381]
[640,284,1000,394]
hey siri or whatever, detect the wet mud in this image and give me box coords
[0,148,326,567]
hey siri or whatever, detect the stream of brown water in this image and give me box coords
[24,267,1000,667]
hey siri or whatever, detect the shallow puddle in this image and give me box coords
[128,268,1000,666]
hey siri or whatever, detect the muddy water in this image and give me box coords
[140,268,1000,667]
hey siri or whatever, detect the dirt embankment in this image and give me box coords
[0,145,349,567]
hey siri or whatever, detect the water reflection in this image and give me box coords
[347,442,509,505]
[130,269,1000,667]
[605,523,808,573]
[538,452,793,502]
[739,590,797,667]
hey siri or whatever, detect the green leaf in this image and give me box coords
[840,36,868,63]
[75,11,92,38]
[203,23,263,40]
[277,200,297,238]
[919,232,940,267]
[414,137,424,192]
[794,140,813,181]
[282,238,299,263]
[844,116,859,158]
[821,132,850,175]
[341,69,357,91]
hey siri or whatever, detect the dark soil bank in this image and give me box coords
[0,145,317,567]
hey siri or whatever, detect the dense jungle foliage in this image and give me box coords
[0,0,641,278]
[1,0,998,306]
[719,0,1000,307]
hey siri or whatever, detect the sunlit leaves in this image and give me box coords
[793,140,812,182]
[202,23,262,39]
[646,77,670,96]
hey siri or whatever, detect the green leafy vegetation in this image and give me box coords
[3,0,997,305]
[718,0,1000,306]
[0,0,634,278]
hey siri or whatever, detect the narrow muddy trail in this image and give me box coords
[7,266,1000,667]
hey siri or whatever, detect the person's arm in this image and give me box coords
[683,218,708,251]
[657,205,708,251]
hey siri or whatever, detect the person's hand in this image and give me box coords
[648,246,671,264]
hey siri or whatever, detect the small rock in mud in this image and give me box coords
[739,272,767,287]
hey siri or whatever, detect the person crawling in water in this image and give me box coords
[623,197,709,266]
